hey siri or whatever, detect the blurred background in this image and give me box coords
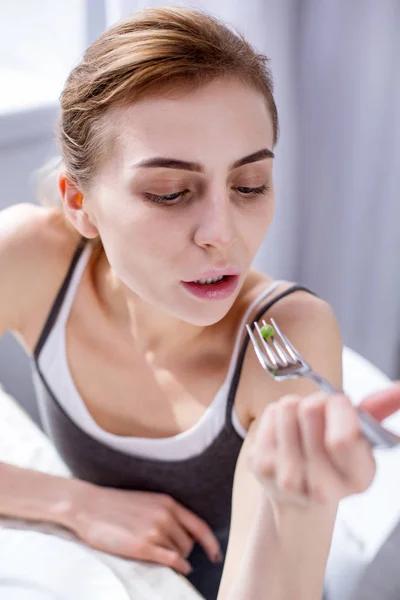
[1,0,399,425]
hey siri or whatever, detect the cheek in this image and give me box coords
[241,197,275,248]
[96,201,151,248]
[100,209,184,282]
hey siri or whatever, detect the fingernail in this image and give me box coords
[213,549,224,563]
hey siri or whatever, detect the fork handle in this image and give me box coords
[307,372,400,449]
[308,372,338,394]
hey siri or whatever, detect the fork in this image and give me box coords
[246,317,400,449]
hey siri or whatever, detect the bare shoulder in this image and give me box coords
[0,203,80,340]
[0,203,79,261]
[218,274,344,595]
[236,271,343,423]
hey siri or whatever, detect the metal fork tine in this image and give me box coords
[253,322,279,368]
[261,319,291,366]
[270,318,301,363]
[247,318,400,450]
[245,324,273,370]
[271,338,291,366]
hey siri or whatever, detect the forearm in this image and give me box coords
[0,461,86,529]
[226,494,337,600]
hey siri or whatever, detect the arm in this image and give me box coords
[218,293,344,600]
[0,461,84,527]
[0,203,87,527]
[218,431,338,600]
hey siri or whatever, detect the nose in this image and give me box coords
[193,194,237,252]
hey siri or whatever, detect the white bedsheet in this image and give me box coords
[0,383,202,600]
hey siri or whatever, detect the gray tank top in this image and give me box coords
[31,237,314,600]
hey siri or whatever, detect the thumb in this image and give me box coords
[358,382,400,422]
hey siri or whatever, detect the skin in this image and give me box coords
[1,75,400,599]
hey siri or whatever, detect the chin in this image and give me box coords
[178,302,235,327]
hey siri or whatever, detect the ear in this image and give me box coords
[58,172,99,239]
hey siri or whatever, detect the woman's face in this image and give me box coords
[86,77,275,326]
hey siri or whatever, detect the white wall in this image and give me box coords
[0,0,87,86]
[0,1,106,424]
[0,105,58,424]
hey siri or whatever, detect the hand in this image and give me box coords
[69,487,222,575]
[247,383,400,508]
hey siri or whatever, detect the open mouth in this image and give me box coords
[193,275,229,285]
[181,275,239,300]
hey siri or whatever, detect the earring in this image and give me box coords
[76,192,83,206]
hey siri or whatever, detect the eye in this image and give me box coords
[143,190,189,205]
[234,184,269,196]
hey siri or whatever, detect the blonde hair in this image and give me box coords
[39,7,279,216]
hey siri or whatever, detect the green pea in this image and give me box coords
[260,324,275,339]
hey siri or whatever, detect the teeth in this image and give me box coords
[196,275,225,284]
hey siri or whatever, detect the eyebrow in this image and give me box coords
[129,148,275,173]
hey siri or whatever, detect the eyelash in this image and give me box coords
[143,184,269,205]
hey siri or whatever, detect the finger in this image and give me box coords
[174,504,222,563]
[358,382,400,421]
[298,393,328,456]
[299,393,346,503]
[325,394,361,454]
[325,394,376,493]
[141,544,193,575]
[166,525,194,559]
[251,402,309,507]
[325,394,363,477]
[276,396,306,496]
[248,402,279,482]
[259,401,279,453]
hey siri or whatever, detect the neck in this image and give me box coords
[95,253,208,363]
[127,293,206,362]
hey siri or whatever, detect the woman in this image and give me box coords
[0,7,399,600]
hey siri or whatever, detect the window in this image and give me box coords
[0,0,106,114]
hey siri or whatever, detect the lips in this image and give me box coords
[181,275,240,301]
[184,267,241,283]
